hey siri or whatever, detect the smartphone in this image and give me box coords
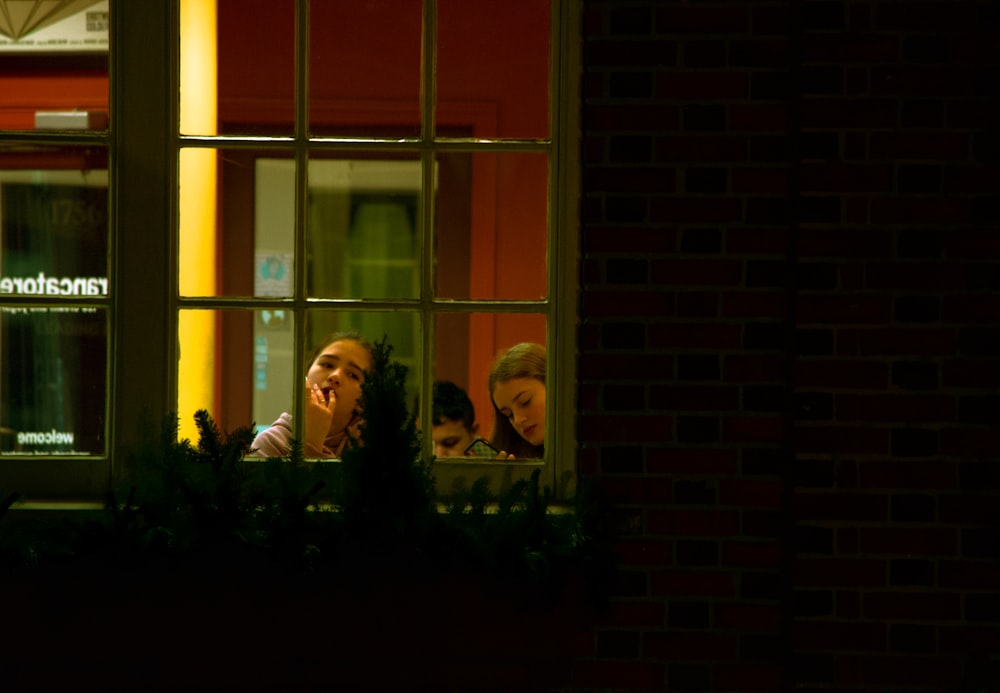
[464,437,500,458]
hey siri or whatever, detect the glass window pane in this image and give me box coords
[307,309,421,401]
[0,1,109,132]
[183,0,294,136]
[437,0,549,139]
[307,156,422,300]
[434,311,546,457]
[0,159,109,292]
[310,0,422,138]
[180,149,298,298]
[0,150,109,460]
[177,308,295,443]
[1,308,107,456]
[436,152,547,300]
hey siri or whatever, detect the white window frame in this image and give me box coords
[0,0,580,504]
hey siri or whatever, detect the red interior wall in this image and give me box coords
[0,2,549,437]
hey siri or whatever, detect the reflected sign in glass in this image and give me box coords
[0,175,108,455]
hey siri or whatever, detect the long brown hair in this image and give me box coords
[487,342,546,458]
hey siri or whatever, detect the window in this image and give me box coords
[0,0,579,503]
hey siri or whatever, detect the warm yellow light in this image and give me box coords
[177,0,218,441]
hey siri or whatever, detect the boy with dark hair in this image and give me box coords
[426,380,479,458]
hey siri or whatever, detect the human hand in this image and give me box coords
[495,450,515,460]
[304,379,335,455]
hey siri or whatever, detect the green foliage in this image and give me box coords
[334,335,435,549]
[0,336,611,599]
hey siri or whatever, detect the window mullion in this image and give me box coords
[111,0,178,477]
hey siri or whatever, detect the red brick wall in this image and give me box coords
[579,1,1000,691]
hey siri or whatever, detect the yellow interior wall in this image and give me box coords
[177,0,217,441]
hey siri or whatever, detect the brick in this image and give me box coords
[718,478,783,506]
[794,360,889,389]
[731,166,788,194]
[604,384,647,411]
[682,103,726,131]
[853,328,957,356]
[944,295,1000,323]
[655,6,750,35]
[861,527,957,556]
[650,197,744,224]
[939,493,1000,525]
[889,559,935,587]
[722,415,785,444]
[601,321,646,349]
[571,660,665,691]
[677,416,719,444]
[584,39,677,69]
[596,629,640,658]
[959,462,1000,491]
[725,353,787,382]
[608,7,653,36]
[722,291,788,319]
[801,33,898,63]
[894,295,941,322]
[730,39,789,68]
[655,134,748,162]
[889,623,936,653]
[582,289,675,317]
[796,295,891,324]
[578,414,673,443]
[587,104,681,131]
[683,40,727,69]
[677,539,719,566]
[854,654,965,688]
[582,226,678,254]
[723,540,784,569]
[793,491,888,522]
[647,508,741,537]
[714,603,783,631]
[649,322,743,349]
[678,353,721,380]
[792,620,886,651]
[875,2,978,32]
[680,228,723,253]
[871,66,972,97]
[940,623,1000,655]
[651,569,736,597]
[858,460,958,490]
[863,591,962,622]
[944,359,1000,388]
[799,162,893,192]
[890,494,936,523]
[834,393,954,423]
[605,258,649,284]
[668,600,711,629]
[644,631,739,661]
[647,448,739,475]
[866,261,964,290]
[650,259,743,287]
[684,167,727,194]
[726,228,790,254]
[649,384,739,411]
[795,557,886,588]
[609,71,654,99]
[587,166,676,193]
[655,72,749,100]
[715,663,785,691]
[797,229,894,258]
[677,291,720,317]
[870,197,973,225]
[800,98,897,129]
[595,601,667,629]
[869,132,970,160]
